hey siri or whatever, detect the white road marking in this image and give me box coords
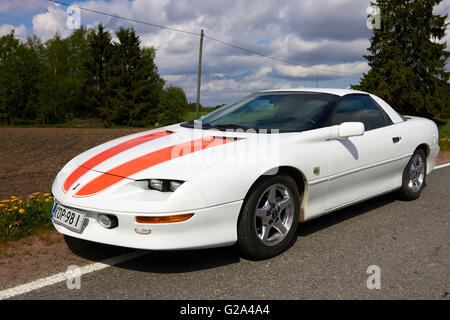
[434,162,450,170]
[0,250,146,300]
[1,161,449,300]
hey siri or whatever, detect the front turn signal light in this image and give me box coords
[136,213,194,224]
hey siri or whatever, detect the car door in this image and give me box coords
[325,94,406,211]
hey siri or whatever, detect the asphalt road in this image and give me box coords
[10,166,450,300]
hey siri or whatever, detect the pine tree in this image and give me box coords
[130,47,165,126]
[39,33,72,123]
[101,27,164,126]
[84,24,113,117]
[352,0,449,119]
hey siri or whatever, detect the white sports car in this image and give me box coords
[51,88,439,259]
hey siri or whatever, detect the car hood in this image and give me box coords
[53,124,333,212]
[59,124,250,198]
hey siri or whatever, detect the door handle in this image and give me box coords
[392,137,401,143]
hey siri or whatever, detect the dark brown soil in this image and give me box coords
[437,149,450,165]
[0,127,146,200]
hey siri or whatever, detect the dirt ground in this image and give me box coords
[1,127,449,200]
[0,127,146,200]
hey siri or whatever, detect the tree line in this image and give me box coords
[0,24,193,126]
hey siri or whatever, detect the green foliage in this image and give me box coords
[83,24,113,118]
[38,31,89,124]
[100,27,165,126]
[0,24,171,127]
[183,111,211,122]
[0,33,42,125]
[0,193,54,242]
[158,86,188,125]
[352,0,449,120]
[439,120,450,150]
[352,0,450,118]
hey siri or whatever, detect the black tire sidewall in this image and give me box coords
[237,174,300,259]
[398,149,427,201]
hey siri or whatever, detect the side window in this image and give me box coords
[331,95,392,131]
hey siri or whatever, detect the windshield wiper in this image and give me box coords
[180,121,250,131]
[208,123,251,131]
[180,120,212,129]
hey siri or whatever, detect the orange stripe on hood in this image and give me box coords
[73,136,238,197]
[63,130,172,192]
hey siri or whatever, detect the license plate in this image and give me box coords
[51,203,86,233]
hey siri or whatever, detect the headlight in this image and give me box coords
[169,180,183,192]
[148,179,184,192]
[149,179,165,191]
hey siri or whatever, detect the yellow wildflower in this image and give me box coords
[45,198,50,202]
[44,193,51,197]
[13,206,18,210]
[0,199,10,203]
[19,208,25,214]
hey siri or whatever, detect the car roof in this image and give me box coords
[257,88,368,97]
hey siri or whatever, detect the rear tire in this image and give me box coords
[396,149,427,201]
[236,175,300,260]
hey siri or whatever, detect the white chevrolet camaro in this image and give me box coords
[51,88,439,259]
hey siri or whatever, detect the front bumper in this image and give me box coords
[52,199,243,250]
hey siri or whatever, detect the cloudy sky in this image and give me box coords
[0,0,448,107]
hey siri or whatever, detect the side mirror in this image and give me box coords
[330,122,365,139]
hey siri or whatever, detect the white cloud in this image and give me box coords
[32,5,72,41]
[0,0,46,13]
[272,61,369,80]
[19,0,418,105]
[0,23,28,41]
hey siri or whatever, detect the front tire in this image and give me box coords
[396,149,427,201]
[236,175,300,259]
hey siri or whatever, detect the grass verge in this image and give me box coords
[438,120,450,150]
[0,192,54,243]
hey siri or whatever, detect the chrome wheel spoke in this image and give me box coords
[277,198,290,212]
[267,186,277,203]
[274,221,287,235]
[255,208,267,218]
[260,224,271,241]
[408,154,425,193]
[254,183,295,246]
[256,208,269,225]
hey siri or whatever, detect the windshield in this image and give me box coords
[181,92,339,132]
